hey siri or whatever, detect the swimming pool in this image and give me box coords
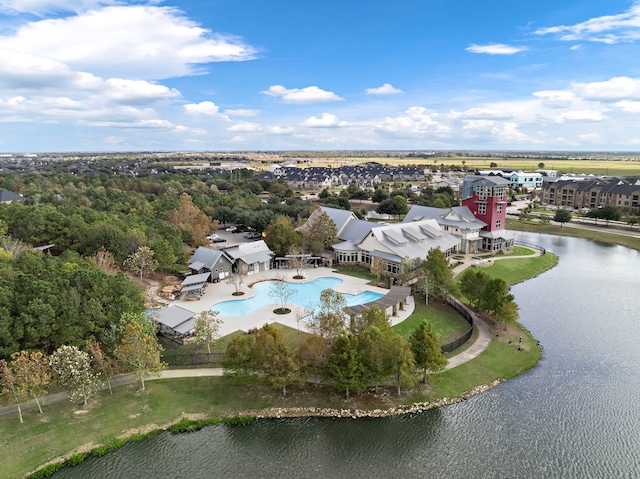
[211,276,383,317]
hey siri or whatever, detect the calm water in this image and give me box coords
[211,276,383,317]
[55,234,640,478]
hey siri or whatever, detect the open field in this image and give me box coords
[249,155,640,176]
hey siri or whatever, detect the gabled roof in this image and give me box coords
[153,305,195,329]
[0,189,24,202]
[339,218,377,243]
[319,206,358,236]
[404,205,486,230]
[182,272,211,287]
[222,239,274,261]
[369,219,459,262]
[189,247,230,270]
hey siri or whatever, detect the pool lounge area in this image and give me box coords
[170,267,415,337]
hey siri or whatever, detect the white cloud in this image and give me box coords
[533,90,576,108]
[578,133,601,142]
[365,83,403,95]
[105,78,181,105]
[228,121,262,132]
[614,100,640,113]
[535,2,640,44]
[572,76,640,101]
[302,113,341,127]
[375,106,450,137]
[0,0,122,15]
[556,110,605,123]
[184,101,222,116]
[450,107,512,120]
[225,109,260,117]
[466,43,527,55]
[0,6,257,80]
[262,85,343,104]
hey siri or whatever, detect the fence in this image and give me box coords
[440,295,475,353]
[162,352,225,367]
[514,240,546,255]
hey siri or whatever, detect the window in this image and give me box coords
[496,220,501,229]
[496,203,503,214]
[478,203,486,215]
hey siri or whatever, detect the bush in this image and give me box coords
[25,462,64,479]
[221,415,256,426]
[67,453,87,466]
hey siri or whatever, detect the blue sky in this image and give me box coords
[1,0,640,152]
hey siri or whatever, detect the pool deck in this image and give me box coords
[171,267,415,337]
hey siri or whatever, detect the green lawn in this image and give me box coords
[480,253,558,285]
[392,301,470,343]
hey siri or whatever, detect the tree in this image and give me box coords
[370,256,387,286]
[424,247,457,301]
[0,359,23,423]
[297,334,329,387]
[49,345,100,406]
[252,324,302,396]
[151,239,177,279]
[193,310,222,355]
[538,162,545,169]
[85,339,116,395]
[299,208,338,256]
[388,334,417,397]
[222,334,256,378]
[123,245,159,280]
[358,327,394,394]
[287,244,311,278]
[478,278,514,316]
[350,305,390,335]
[269,274,294,313]
[264,216,300,257]
[167,193,211,246]
[9,351,51,414]
[371,187,389,203]
[598,205,621,225]
[90,247,119,275]
[410,320,447,382]
[226,263,247,295]
[306,289,348,340]
[325,332,366,399]
[496,300,520,331]
[459,268,491,308]
[114,320,166,391]
[553,208,572,228]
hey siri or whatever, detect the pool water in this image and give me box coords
[211,277,383,317]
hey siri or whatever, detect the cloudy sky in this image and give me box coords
[1,0,640,152]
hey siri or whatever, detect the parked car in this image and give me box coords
[206,234,219,240]
[212,237,227,243]
[225,226,237,232]
[243,231,262,239]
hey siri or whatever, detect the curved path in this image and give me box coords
[0,247,543,418]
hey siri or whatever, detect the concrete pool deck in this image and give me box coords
[171,267,415,337]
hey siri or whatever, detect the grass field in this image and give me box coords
[275,155,640,176]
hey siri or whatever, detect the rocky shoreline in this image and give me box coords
[243,380,504,420]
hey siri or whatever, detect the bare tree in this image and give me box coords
[287,245,311,279]
[269,274,294,313]
[226,263,248,295]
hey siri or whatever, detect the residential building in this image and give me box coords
[403,205,486,254]
[542,176,640,214]
[462,175,515,251]
[312,206,460,276]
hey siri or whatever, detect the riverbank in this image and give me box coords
[9,251,548,479]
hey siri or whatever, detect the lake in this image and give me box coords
[54,233,640,478]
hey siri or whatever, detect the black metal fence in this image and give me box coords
[162,352,225,367]
[441,295,475,353]
[514,240,546,255]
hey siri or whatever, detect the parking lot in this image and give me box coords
[208,225,263,246]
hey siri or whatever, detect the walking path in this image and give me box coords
[0,246,544,418]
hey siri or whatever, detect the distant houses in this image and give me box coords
[541,176,640,214]
[0,189,25,204]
